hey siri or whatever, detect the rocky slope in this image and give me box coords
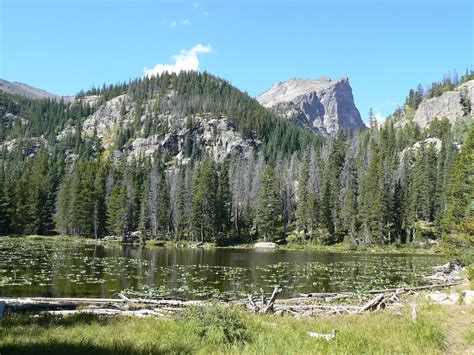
[79,92,259,162]
[0,78,74,101]
[257,77,366,136]
[1,72,286,163]
[412,80,474,128]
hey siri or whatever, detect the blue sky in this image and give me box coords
[1,0,472,120]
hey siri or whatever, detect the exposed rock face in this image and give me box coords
[257,77,366,136]
[0,137,47,156]
[413,80,474,128]
[82,94,127,148]
[125,118,257,162]
[0,78,74,101]
[77,91,258,162]
[399,137,442,163]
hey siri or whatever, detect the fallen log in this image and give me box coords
[299,292,348,298]
[7,302,79,313]
[46,309,163,317]
[358,294,385,313]
[307,329,337,340]
[1,297,204,307]
[1,297,125,304]
[367,282,463,294]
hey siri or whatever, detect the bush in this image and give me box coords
[177,305,252,345]
[441,232,474,265]
[466,264,474,282]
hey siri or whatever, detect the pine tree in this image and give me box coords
[296,159,310,239]
[175,166,188,239]
[256,165,279,241]
[107,183,128,238]
[216,161,231,237]
[190,160,217,241]
[157,169,171,236]
[444,127,474,230]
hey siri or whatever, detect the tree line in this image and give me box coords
[0,71,472,249]
[0,119,471,247]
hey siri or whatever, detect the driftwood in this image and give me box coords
[247,286,282,314]
[7,302,79,313]
[367,282,463,294]
[307,329,337,340]
[1,296,206,317]
[299,282,463,300]
[358,294,385,313]
[299,292,348,298]
[46,309,164,317]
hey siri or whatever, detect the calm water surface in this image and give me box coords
[0,238,444,299]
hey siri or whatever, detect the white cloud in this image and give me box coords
[169,20,177,28]
[375,112,386,125]
[144,44,212,77]
[183,19,190,25]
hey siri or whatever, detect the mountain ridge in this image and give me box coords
[0,78,74,101]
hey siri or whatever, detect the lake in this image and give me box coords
[0,238,444,299]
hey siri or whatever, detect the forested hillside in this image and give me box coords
[0,71,472,249]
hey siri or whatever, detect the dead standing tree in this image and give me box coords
[247,286,282,314]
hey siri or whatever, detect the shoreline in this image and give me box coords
[2,234,445,256]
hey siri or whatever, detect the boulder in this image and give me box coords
[426,292,460,305]
[463,290,474,305]
[254,242,277,249]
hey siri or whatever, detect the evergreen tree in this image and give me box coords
[107,184,128,238]
[256,166,279,241]
[190,160,217,241]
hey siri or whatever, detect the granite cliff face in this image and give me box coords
[72,90,259,162]
[412,80,474,128]
[257,77,366,136]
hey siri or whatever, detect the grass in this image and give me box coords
[0,303,454,354]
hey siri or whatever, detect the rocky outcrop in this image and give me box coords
[0,137,47,156]
[400,137,442,161]
[81,94,128,148]
[413,80,474,128]
[125,116,258,162]
[257,77,366,136]
[78,91,258,163]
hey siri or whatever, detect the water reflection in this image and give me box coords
[0,239,444,299]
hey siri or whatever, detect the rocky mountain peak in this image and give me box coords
[0,78,74,101]
[257,77,365,136]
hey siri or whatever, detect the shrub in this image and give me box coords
[177,305,252,345]
[466,264,474,282]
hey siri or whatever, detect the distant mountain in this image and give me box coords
[257,77,366,136]
[0,78,74,101]
[0,72,318,162]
